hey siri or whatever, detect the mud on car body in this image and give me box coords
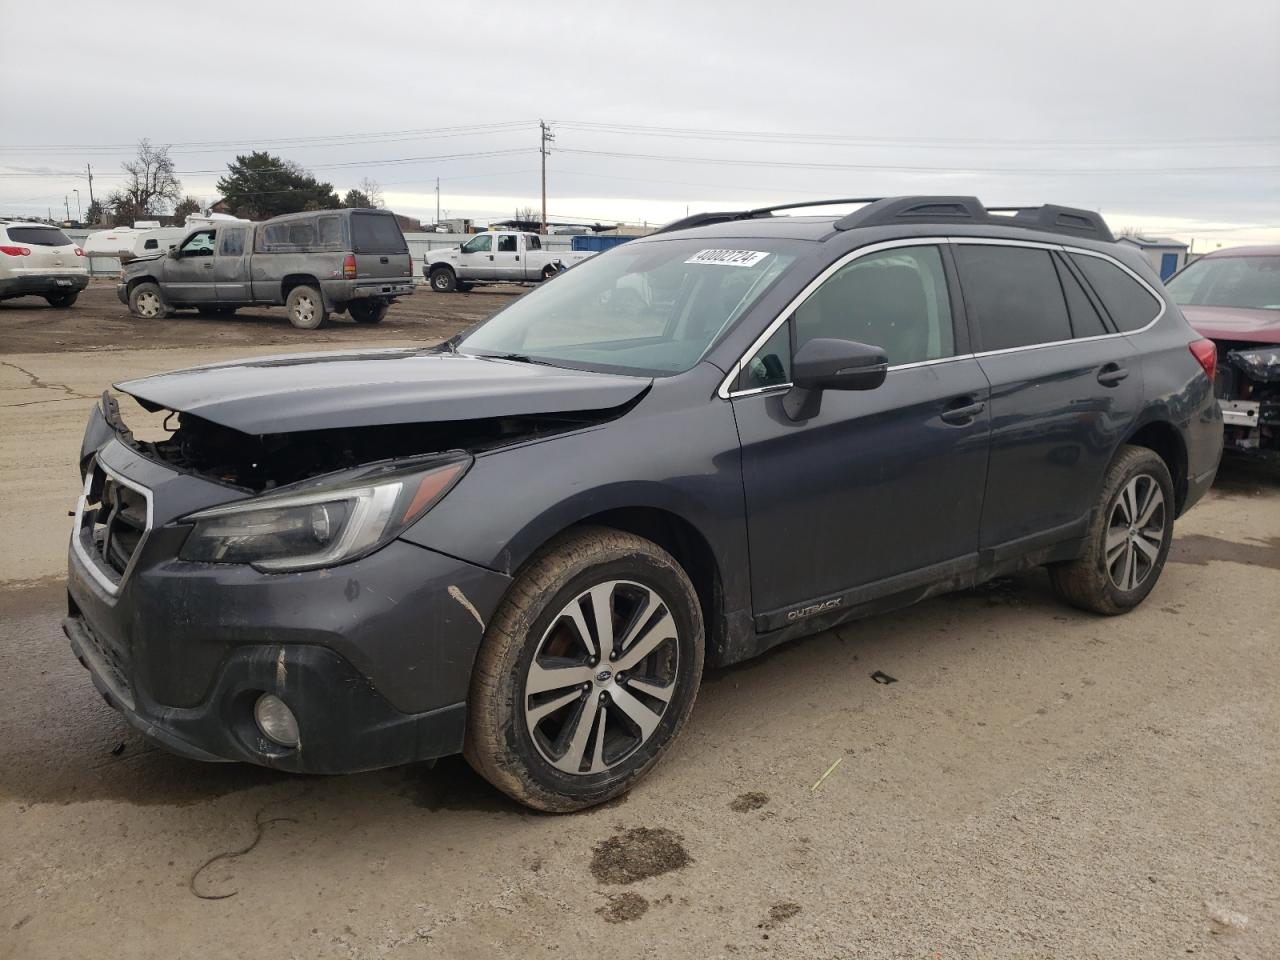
[1167,245,1280,458]
[66,196,1222,812]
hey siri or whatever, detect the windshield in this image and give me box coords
[458,239,798,375]
[1167,255,1280,310]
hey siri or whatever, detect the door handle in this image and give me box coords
[488,254,494,260]
[1097,363,1129,386]
[940,397,986,425]
[202,263,213,269]
[379,256,389,264]
[515,255,520,261]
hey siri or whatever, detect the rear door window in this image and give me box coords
[527,234,542,251]
[219,228,245,257]
[1053,253,1110,338]
[6,226,71,246]
[497,234,518,253]
[954,244,1072,351]
[351,213,407,254]
[1069,253,1163,332]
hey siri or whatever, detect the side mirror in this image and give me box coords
[784,337,888,421]
[167,247,180,259]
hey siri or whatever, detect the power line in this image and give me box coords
[552,119,1280,150]
[557,147,1280,176]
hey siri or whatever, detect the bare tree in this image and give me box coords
[514,205,538,226]
[358,177,384,209]
[107,139,182,222]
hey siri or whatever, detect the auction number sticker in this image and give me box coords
[685,249,770,267]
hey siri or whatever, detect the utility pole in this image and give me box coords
[86,163,95,208]
[539,120,554,234]
[435,177,440,227]
[73,189,81,222]
[64,196,71,221]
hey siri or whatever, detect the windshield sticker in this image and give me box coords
[685,249,771,268]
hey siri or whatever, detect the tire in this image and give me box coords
[128,282,168,320]
[45,291,79,308]
[465,527,704,813]
[1048,445,1175,615]
[541,265,559,282]
[429,267,456,293]
[349,301,389,324]
[286,285,328,330]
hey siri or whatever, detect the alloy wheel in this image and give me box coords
[293,294,315,323]
[523,580,679,775]
[135,291,160,318]
[1105,473,1166,591]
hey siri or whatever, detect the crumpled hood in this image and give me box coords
[1182,305,1280,345]
[116,348,651,434]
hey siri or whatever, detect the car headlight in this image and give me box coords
[179,454,469,571]
[1226,346,1280,382]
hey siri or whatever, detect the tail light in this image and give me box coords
[0,245,31,256]
[74,246,85,257]
[1189,339,1217,382]
[342,253,357,279]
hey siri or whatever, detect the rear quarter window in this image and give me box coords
[351,213,407,254]
[6,225,72,246]
[1070,253,1162,332]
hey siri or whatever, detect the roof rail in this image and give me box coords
[653,198,884,235]
[834,196,1114,242]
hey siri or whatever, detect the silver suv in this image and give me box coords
[0,221,89,307]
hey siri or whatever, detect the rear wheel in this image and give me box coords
[349,301,390,324]
[465,527,704,812]
[429,267,456,293]
[45,291,79,308]
[1048,445,1174,615]
[128,282,168,319]
[286,285,328,330]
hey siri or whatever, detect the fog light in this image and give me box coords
[254,693,300,748]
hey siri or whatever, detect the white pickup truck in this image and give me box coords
[423,231,592,292]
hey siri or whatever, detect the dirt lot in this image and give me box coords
[0,278,515,354]
[1,287,1277,959]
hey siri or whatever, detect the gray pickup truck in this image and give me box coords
[118,208,414,329]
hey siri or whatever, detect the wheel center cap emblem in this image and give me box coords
[595,669,613,684]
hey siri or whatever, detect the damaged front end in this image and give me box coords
[1215,343,1280,458]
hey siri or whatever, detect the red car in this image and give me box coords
[1167,245,1280,458]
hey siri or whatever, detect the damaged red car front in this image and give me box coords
[1167,245,1280,458]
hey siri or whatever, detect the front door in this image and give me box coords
[458,233,494,279]
[163,229,217,304]
[951,241,1143,554]
[732,242,990,627]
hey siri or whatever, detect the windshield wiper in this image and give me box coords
[479,351,557,366]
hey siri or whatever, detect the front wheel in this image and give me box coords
[128,282,168,319]
[286,285,328,330]
[349,301,389,324]
[465,527,704,812]
[1048,445,1175,615]
[429,267,457,293]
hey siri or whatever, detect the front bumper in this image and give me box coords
[0,272,89,297]
[65,435,512,774]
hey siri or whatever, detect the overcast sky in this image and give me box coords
[2,0,1277,246]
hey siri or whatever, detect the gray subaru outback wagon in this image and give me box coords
[68,196,1222,811]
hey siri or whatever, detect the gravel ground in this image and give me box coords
[1,287,1277,959]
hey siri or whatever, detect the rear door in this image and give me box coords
[350,211,410,282]
[953,240,1141,556]
[163,229,218,304]
[491,232,523,279]
[732,242,991,622]
[213,225,250,303]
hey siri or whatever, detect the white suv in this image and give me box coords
[0,221,89,307]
